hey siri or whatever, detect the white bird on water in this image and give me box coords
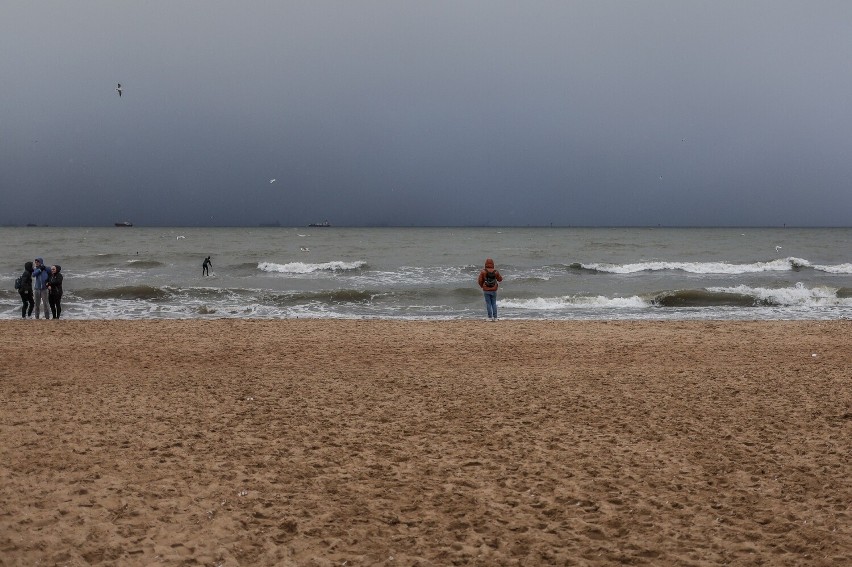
[115,83,123,97]
[775,245,782,252]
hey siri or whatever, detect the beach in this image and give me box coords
[1,320,849,566]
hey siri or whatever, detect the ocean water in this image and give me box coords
[2,227,850,320]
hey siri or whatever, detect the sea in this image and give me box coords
[2,227,850,321]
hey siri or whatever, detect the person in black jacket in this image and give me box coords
[47,265,64,319]
[19,261,34,318]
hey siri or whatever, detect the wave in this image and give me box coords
[502,295,648,310]
[74,285,171,300]
[651,289,769,307]
[68,285,384,305]
[261,289,379,305]
[573,257,852,275]
[232,262,262,271]
[702,284,851,307]
[813,263,852,274]
[258,260,367,274]
[502,284,851,311]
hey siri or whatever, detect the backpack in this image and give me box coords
[483,269,498,287]
[14,276,22,290]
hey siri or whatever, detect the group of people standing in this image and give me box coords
[18,257,63,319]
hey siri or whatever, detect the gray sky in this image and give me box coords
[3,1,852,227]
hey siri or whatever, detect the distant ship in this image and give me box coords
[308,220,331,227]
[114,221,133,227]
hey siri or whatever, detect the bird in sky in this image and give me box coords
[116,83,123,97]
[270,178,276,183]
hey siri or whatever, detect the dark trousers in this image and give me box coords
[20,290,34,318]
[49,294,62,319]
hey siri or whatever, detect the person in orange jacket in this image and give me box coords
[477,258,503,321]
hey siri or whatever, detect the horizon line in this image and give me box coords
[4,224,851,229]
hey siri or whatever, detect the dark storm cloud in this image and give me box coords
[2,1,852,227]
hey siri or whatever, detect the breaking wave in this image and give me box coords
[700,284,850,307]
[502,284,851,311]
[572,257,852,275]
[258,260,367,274]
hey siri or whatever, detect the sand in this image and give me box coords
[0,320,849,566]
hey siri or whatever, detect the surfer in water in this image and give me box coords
[202,256,212,276]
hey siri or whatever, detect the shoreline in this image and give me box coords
[1,320,849,565]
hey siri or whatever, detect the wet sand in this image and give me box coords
[1,320,849,566]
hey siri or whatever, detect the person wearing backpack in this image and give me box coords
[18,261,34,318]
[477,258,503,321]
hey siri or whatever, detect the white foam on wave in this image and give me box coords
[813,262,852,274]
[69,268,137,279]
[502,295,648,310]
[258,260,366,274]
[583,257,812,274]
[706,283,850,306]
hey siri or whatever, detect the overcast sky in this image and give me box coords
[2,1,851,227]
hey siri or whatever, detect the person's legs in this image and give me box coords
[49,295,58,319]
[41,290,50,318]
[55,297,62,319]
[34,289,43,318]
[23,291,34,317]
[20,292,28,318]
[484,291,497,319]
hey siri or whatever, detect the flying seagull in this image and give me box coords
[269,178,276,183]
[115,83,123,97]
